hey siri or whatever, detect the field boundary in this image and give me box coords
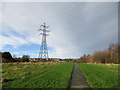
[68,63,75,88]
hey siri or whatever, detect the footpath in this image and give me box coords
[69,63,91,88]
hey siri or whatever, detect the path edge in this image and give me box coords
[78,63,91,88]
[68,63,75,89]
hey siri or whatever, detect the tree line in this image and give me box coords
[1,42,119,63]
[0,52,30,63]
[75,43,119,64]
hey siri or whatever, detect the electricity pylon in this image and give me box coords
[38,23,50,59]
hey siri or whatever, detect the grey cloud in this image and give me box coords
[2,2,118,58]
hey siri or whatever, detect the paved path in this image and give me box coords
[69,63,90,88]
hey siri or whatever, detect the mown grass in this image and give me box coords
[78,63,118,88]
[2,62,73,88]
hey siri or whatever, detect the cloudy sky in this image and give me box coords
[0,2,118,58]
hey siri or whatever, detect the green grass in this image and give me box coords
[78,63,118,88]
[2,62,73,88]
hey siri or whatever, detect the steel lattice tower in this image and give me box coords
[38,23,50,58]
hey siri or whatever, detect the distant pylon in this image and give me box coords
[38,23,50,58]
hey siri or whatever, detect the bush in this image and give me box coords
[22,55,30,62]
[2,52,14,63]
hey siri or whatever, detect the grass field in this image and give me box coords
[2,62,119,88]
[2,62,73,88]
[79,63,119,88]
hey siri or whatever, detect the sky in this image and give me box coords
[0,2,118,58]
